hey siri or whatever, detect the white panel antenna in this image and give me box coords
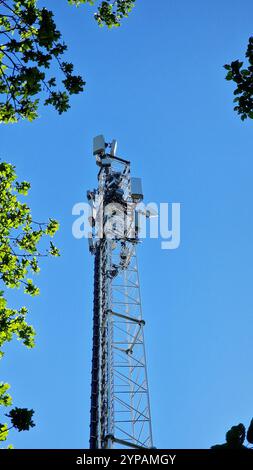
[110,139,118,156]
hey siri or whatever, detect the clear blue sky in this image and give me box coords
[1,0,253,449]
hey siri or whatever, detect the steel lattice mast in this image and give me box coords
[88,136,153,449]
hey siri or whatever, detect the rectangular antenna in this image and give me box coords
[131,177,143,201]
[93,135,105,156]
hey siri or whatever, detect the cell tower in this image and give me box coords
[87,135,153,449]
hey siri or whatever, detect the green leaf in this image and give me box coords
[45,219,60,236]
[16,181,31,195]
[0,424,8,442]
[225,71,233,81]
[49,242,60,257]
[24,280,40,296]
[0,383,12,407]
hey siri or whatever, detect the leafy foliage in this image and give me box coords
[6,407,35,432]
[0,161,59,446]
[0,383,12,407]
[225,37,253,121]
[0,423,8,441]
[0,0,135,449]
[0,295,35,352]
[0,405,35,442]
[211,419,253,449]
[0,0,136,123]
[0,161,59,357]
[68,0,135,28]
[0,0,86,123]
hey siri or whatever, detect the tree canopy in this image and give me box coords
[0,161,59,445]
[0,0,86,122]
[0,0,135,123]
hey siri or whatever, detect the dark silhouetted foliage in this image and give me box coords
[225,37,253,121]
[6,407,35,432]
[211,419,253,449]
[246,419,253,444]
